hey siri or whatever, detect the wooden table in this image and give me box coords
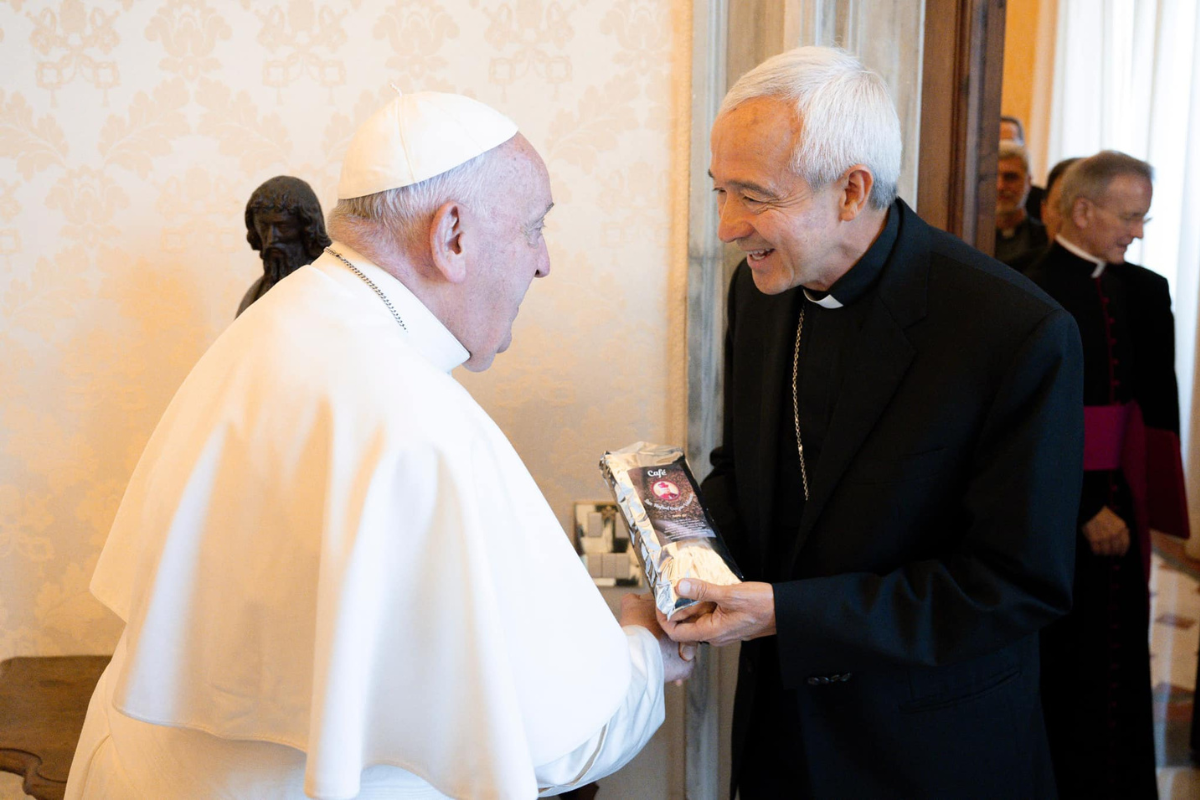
[0,656,110,800]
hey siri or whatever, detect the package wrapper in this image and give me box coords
[600,442,742,619]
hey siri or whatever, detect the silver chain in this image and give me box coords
[325,247,408,332]
[791,304,810,502]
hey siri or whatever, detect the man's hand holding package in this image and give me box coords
[657,579,776,647]
[620,593,696,683]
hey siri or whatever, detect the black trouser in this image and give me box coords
[734,638,811,800]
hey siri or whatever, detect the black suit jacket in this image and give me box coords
[702,201,1084,799]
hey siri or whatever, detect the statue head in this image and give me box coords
[245,176,332,286]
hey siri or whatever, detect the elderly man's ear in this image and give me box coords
[837,165,875,221]
[1068,197,1094,231]
[429,201,469,284]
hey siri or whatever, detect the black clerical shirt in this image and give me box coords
[768,206,900,580]
[995,215,1049,268]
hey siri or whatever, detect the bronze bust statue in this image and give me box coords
[238,176,332,316]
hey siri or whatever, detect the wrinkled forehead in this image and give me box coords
[712,97,799,144]
[482,135,552,218]
[709,97,800,178]
[495,135,549,186]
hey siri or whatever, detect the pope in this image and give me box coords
[65,91,693,800]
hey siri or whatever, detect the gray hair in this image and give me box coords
[998,140,1030,174]
[719,46,902,209]
[327,145,501,259]
[1058,150,1154,217]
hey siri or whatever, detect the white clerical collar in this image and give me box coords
[1055,235,1106,278]
[802,289,844,309]
[319,242,470,372]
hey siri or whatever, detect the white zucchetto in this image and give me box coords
[337,91,519,199]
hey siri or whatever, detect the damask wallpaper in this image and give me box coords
[0,0,691,673]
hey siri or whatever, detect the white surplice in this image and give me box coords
[66,245,664,800]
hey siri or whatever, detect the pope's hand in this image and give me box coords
[620,593,696,683]
[657,580,776,647]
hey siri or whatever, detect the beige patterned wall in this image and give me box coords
[0,0,691,662]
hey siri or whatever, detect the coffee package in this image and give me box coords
[600,442,742,619]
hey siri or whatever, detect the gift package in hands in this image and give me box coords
[600,442,742,619]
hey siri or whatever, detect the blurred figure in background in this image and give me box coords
[1000,114,1046,222]
[1009,156,1081,274]
[1000,114,1026,145]
[994,141,1047,267]
[1041,157,1082,242]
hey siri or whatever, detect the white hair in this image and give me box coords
[998,140,1030,174]
[720,47,902,209]
[327,144,502,259]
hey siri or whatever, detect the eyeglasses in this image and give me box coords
[1088,201,1152,228]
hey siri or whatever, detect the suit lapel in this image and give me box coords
[789,202,930,561]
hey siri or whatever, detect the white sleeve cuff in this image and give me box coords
[536,626,666,794]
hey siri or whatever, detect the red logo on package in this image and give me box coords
[652,480,681,501]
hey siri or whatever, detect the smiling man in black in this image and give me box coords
[661,47,1085,799]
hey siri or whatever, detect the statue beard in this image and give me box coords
[260,244,308,285]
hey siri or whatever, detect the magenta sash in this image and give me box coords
[1083,402,1191,581]
[1082,404,1130,471]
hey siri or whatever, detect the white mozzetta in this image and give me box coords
[72,245,661,799]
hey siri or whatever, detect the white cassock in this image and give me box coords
[65,244,665,800]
